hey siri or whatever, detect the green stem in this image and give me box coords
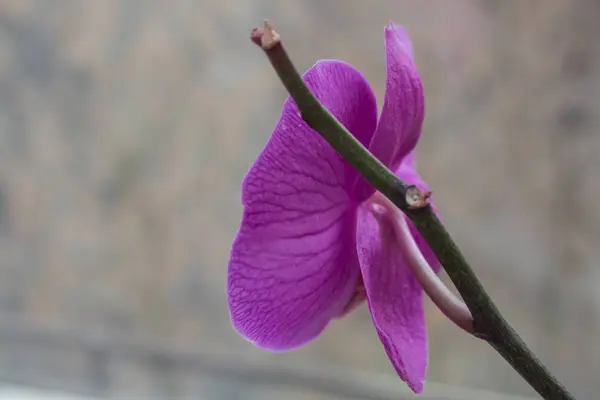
[250,22,575,400]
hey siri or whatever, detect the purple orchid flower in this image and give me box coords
[228,22,445,393]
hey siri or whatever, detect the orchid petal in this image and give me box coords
[356,205,428,393]
[353,23,425,200]
[228,60,377,350]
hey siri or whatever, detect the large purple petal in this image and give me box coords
[395,153,440,272]
[356,205,428,393]
[228,60,377,350]
[353,23,425,201]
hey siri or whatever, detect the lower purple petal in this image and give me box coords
[356,205,428,393]
[229,210,359,350]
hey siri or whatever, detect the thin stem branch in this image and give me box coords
[370,192,475,334]
[250,21,576,400]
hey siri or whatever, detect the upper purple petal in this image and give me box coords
[353,23,426,201]
[227,60,378,350]
[356,205,428,393]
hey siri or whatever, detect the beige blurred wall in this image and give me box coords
[0,0,598,398]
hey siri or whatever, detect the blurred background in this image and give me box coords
[0,0,598,399]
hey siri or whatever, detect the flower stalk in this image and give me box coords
[250,21,575,400]
[369,192,474,334]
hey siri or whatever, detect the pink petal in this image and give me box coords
[356,205,429,393]
[228,60,378,350]
[395,153,440,272]
[353,22,425,201]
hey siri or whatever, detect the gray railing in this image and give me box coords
[0,316,535,399]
